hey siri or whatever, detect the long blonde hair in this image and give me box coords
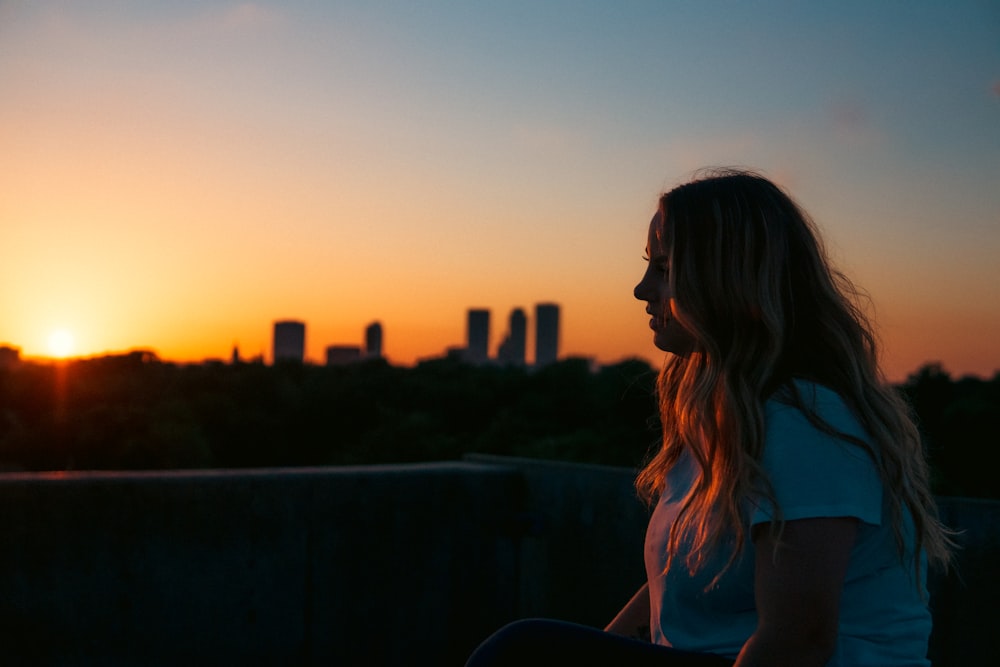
[635,169,951,583]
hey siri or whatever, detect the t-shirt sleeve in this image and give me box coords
[750,384,883,527]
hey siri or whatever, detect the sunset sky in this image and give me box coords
[2,1,998,380]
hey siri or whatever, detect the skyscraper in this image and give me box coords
[273,320,305,363]
[365,321,383,359]
[466,308,490,365]
[534,303,560,367]
[497,308,527,367]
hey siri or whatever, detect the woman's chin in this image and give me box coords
[654,328,695,357]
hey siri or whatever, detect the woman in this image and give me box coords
[466,169,951,667]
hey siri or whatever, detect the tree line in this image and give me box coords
[0,352,996,499]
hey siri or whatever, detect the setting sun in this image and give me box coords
[47,329,75,358]
[1,3,997,380]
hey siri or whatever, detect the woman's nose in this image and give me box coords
[634,273,651,301]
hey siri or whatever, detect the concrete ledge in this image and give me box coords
[0,459,996,666]
[0,463,523,666]
[464,453,648,625]
[927,498,1000,667]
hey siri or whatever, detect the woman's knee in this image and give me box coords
[465,619,576,666]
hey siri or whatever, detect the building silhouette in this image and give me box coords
[466,309,490,365]
[534,303,560,367]
[496,308,527,367]
[273,320,306,364]
[0,345,20,369]
[365,321,383,359]
[326,345,362,366]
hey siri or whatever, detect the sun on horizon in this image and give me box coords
[47,329,76,359]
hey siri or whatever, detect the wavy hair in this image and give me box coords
[635,168,951,585]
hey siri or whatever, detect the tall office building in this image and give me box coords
[496,308,527,367]
[365,321,383,359]
[534,303,560,367]
[273,320,306,363]
[466,309,490,365]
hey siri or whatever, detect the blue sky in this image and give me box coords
[2,0,998,378]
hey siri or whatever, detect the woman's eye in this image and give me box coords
[642,255,669,275]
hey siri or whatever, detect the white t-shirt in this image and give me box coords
[644,381,931,666]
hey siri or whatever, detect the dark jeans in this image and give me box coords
[465,619,735,667]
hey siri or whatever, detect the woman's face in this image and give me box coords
[633,211,695,356]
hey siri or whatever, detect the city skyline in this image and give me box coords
[3,2,998,382]
[258,303,561,367]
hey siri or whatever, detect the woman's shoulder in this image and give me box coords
[755,380,883,525]
[766,379,864,433]
[761,378,876,475]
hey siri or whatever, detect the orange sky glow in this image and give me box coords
[2,2,999,383]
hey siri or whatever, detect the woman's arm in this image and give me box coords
[604,582,651,641]
[735,517,857,667]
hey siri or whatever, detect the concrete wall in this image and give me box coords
[0,458,996,666]
[0,463,522,666]
[463,454,649,626]
[926,498,1000,667]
